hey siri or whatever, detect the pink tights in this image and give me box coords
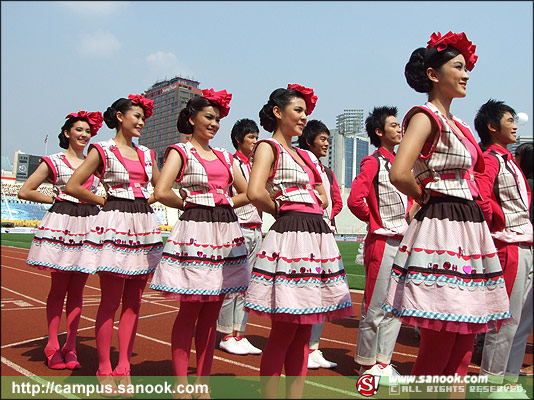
[95,274,147,375]
[411,328,475,376]
[260,321,312,376]
[171,299,224,376]
[46,271,88,352]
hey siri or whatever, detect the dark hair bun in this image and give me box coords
[259,103,276,133]
[176,101,194,134]
[58,131,69,149]
[405,47,433,93]
[103,106,118,129]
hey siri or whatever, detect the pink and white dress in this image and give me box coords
[27,153,100,273]
[80,139,163,278]
[149,143,250,301]
[382,103,511,334]
[244,139,353,324]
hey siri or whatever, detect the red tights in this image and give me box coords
[411,328,475,376]
[260,321,312,377]
[46,271,88,352]
[95,274,147,375]
[171,299,225,376]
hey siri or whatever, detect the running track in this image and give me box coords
[1,246,532,386]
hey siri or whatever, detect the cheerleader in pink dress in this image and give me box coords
[383,32,511,376]
[244,85,352,398]
[149,89,250,391]
[65,95,162,388]
[19,110,103,370]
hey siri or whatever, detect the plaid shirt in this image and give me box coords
[348,148,410,236]
[232,151,262,225]
[42,153,100,203]
[375,151,410,232]
[405,102,484,202]
[167,142,234,208]
[476,144,532,238]
[252,138,322,206]
[91,139,154,200]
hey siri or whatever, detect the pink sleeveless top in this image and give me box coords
[122,157,147,198]
[200,157,231,206]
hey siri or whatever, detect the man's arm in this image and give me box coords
[475,153,500,225]
[347,156,377,222]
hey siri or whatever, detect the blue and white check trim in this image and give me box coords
[381,303,512,324]
[149,284,248,296]
[244,301,353,315]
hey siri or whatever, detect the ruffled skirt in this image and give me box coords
[149,205,250,302]
[80,197,163,279]
[382,197,511,334]
[27,201,99,273]
[244,211,353,324]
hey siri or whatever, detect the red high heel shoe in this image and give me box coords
[61,347,80,370]
[113,368,134,398]
[44,348,66,370]
[96,370,119,398]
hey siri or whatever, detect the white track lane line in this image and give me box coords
[0,262,419,364]
[1,357,80,399]
[1,248,485,377]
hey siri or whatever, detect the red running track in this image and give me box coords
[1,245,532,380]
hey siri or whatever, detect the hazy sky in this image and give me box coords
[1,1,532,164]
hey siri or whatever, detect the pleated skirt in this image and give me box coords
[80,197,163,279]
[244,211,353,324]
[382,196,512,334]
[149,205,250,301]
[27,201,99,273]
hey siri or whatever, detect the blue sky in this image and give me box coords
[1,1,532,165]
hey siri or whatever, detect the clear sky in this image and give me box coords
[1,1,532,164]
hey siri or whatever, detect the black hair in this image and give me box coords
[474,99,516,147]
[515,142,533,179]
[405,45,462,93]
[258,88,305,133]
[103,98,139,130]
[230,118,259,149]
[365,106,399,148]
[298,119,330,150]
[176,96,219,134]
[58,116,90,149]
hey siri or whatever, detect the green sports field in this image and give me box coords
[1,233,365,290]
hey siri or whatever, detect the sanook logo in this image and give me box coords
[162,84,177,93]
[356,374,380,397]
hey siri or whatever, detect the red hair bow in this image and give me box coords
[201,88,232,118]
[65,111,104,136]
[427,31,478,71]
[128,94,154,119]
[287,84,318,115]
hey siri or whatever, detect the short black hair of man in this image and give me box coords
[365,106,398,148]
[298,120,330,150]
[230,118,259,150]
[474,99,516,147]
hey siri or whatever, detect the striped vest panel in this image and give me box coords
[407,102,478,201]
[252,139,322,206]
[490,151,531,234]
[93,139,154,200]
[169,142,234,208]
[43,153,100,203]
[374,152,408,232]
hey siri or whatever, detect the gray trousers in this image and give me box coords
[481,244,533,380]
[355,236,402,365]
[217,227,262,335]
[506,285,533,380]
[310,321,325,350]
